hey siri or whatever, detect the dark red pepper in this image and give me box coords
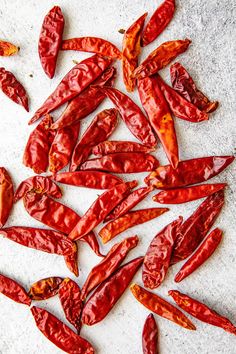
[142,314,159,354]
[0,167,14,227]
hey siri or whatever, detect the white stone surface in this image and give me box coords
[0,0,235,353]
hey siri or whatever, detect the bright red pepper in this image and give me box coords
[0,40,19,56]
[28,277,63,300]
[0,167,14,227]
[142,314,159,354]
[0,273,31,306]
[92,140,155,155]
[64,242,79,277]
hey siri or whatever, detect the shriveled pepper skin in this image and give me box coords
[64,242,79,277]
[0,40,18,56]
[0,167,14,227]
[92,140,155,155]
[82,257,143,326]
[169,290,236,335]
[142,314,158,354]
[145,156,234,189]
[38,6,64,78]
[28,277,63,300]
[0,274,31,306]
[31,306,95,353]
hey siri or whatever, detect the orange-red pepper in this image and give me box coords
[0,167,14,228]
[28,277,63,300]
[92,140,155,155]
[0,40,19,56]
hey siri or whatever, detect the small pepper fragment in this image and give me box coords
[92,140,155,155]
[0,40,19,56]
[28,277,63,300]
[0,273,31,306]
[142,314,159,354]
[0,167,14,227]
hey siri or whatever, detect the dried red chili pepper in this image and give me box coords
[93,86,157,147]
[28,277,63,300]
[82,257,143,325]
[0,68,29,111]
[29,55,112,125]
[81,235,139,300]
[142,217,182,289]
[38,6,64,78]
[99,207,169,244]
[171,190,224,264]
[0,167,14,227]
[64,242,79,277]
[142,0,175,47]
[145,156,234,189]
[133,39,191,79]
[0,40,19,56]
[70,108,118,171]
[51,67,116,130]
[31,306,95,353]
[142,314,158,354]
[138,75,179,168]
[153,183,226,204]
[122,13,147,92]
[169,290,236,335]
[170,62,219,113]
[92,140,155,155]
[175,228,223,282]
[62,37,121,59]
[0,273,31,306]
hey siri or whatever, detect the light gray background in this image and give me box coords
[0,0,235,353]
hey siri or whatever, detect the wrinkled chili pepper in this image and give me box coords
[133,39,191,79]
[0,167,14,227]
[81,235,139,300]
[31,306,95,353]
[92,140,155,155]
[99,207,169,244]
[175,228,223,282]
[130,283,195,330]
[145,156,234,189]
[38,6,64,78]
[0,68,28,111]
[169,290,236,335]
[142,314,158,354]
[0,273,31,306]
[122,13,147,92]
[171,190,224,264]
[29,55,112,125]
[142,0,175,47]
[0,40,19,56]
[70,108,118,171]
[170,62,219,113]
[82,257,143,326]
[28,277,63,300]
[138,75,179,168]
[64,242,79,277]
[143,217,182,289]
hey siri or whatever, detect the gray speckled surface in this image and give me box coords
[0,0,235,353]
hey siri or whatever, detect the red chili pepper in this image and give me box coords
[28,277,63,300]
[142,0,175,47]
[38,6,64,78]
[170,62,219,113]
[31,306,95,353]
[70,108,118,171]
[138,75,179,168]
[142,217,183,289]
[168,290,236,335]
[171,190,224,264]
[92,140,155,155]
[0,40,19,56]
[142,314,159,354]
[99,207,169,244]
[51,66,116,130]
[82,257,143,326]
[0,273,31,306]
[133,39,191,79]
[174,228,223,282]
[153,183,226,204]
[64,242,79,277]
[130,283,196,330]
[62,37,121,59]
[0,167,14,227]
[29,55,112,125]
[122,13,147,92]
[145,156,234,189]
[0,68,29,111]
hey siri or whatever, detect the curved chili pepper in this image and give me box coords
[142,314,158,354]
[38,6,64,78]
[70,108,118,171]
[130,283,195,330]
[138,75,179,168]
[29,55,112,125]
[153,183,226,204]
[92,140,155,155]
[122,13,147,92]
[143,217,182,289]
[64,242,79,277]
[133,39,191,79]
[31,306,95,353]
[142,0,175,47]
[175,228,223,282]
[99,207,169,244]
[82,257,143,326]
[0,273,31,306]
[170,62,219,113]
[28,277,63,300]
[169,290,236,335]
[0,167,14,227]
[0,40,19,56]
[145,156,234,189]
[62,37,121,59]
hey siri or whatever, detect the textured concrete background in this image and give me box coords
[0,0,235,353]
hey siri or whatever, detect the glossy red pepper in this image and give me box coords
[0,167,14,227]
[0,40,19,56]
[28,277,63,300]
[64,242,79,277]
[142,314,159,354]
[92,140,155,155]
[0,273,31,306]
